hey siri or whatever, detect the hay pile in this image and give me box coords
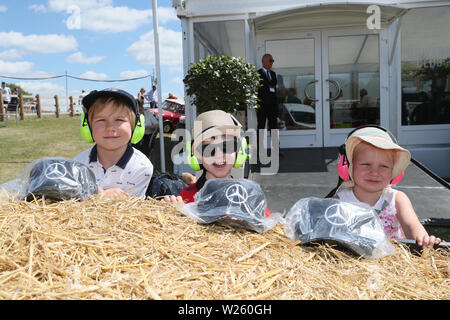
[0,196,448,300]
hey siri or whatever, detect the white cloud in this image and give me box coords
[0,49,27,60]
[157,6,178,24]
[66,51,104,64]
[171,77,183,84]
[78,6,152,33]
[0,59,60,81]
[120,69,149,79]
[47,0,112,12]
[29,4,47,12]
[0,59,34,75]
[15,81,66,97]
[126,27,182,67]
[30,2,177,33]
[79,71,108,80]
[0,32,77,54]
[0,5,7,12]
[168,65,183,74]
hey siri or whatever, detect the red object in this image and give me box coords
[150,98,185,132]
[179,183,198,204]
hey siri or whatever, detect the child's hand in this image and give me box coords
[163,195,184,206]
[182,172,196,185]
[416,234,441,248]
[99,187,130,199]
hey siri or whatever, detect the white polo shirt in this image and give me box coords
[74,145,153,199]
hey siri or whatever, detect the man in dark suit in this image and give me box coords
[256,54,281,165]
[257,54,278,133]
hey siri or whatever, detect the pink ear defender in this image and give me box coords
[337,152,350,181]
[390,171,405,185]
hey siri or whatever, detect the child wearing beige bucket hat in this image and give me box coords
[334,126,441,248]
[163,110,271,217]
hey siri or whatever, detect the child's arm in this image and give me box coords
[395,191,441,248]
[98,186,129,199]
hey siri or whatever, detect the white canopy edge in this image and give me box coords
[249,2,409,31]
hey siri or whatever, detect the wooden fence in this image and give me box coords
[0,92,80,124]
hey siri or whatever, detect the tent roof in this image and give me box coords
[250,2,408,31]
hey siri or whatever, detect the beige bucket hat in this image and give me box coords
[345,127,411,183]
[192,110,242,158]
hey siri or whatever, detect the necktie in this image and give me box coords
[266,70,271,81]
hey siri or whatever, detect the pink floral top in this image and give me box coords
[336,187,404,239]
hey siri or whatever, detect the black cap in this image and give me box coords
[194,179,268,233]
[82,88,138,116]
[26,158,98,202]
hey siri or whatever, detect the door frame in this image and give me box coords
[256,26,390,148]
[256,30,323,148]
[321,27,389,147]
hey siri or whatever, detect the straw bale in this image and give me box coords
[0,196,448,300]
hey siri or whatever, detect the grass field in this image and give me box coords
[0,116,91,184]
[0,115,178,184]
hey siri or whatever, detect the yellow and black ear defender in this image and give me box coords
[80,112,95,143]
[80,112,145,144]
[187,137,248,171]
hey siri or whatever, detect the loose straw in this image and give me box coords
[0,195,448,300]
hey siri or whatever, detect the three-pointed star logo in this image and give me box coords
[324,204,350,226]
[225,184,248,204]
[44,163,67,180]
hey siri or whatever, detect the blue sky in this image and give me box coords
[0,0,183,109]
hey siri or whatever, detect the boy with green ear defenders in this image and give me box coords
[74,88,153,199]
[163,110,270,217]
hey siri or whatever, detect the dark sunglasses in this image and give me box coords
[269,59,274,63]
[198,140,238,158]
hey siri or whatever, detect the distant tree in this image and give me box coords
[4,83,32,96]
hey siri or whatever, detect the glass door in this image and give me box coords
[264,31,323,148]
[258,29,384,147]
[322,30,383,146]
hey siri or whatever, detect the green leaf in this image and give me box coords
[183,55,260,113]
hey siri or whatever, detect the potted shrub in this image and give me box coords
[183,55,260,127]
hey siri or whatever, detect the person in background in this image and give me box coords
[144,85,157,108]
[257,54,278,135]
[2,81,11,106]
[137,88,146,110]
[256,54,283,161]
[135,98,159,158]
[167,92,178,100]
[78,90,87,105]
[286,88,301,103]
[8,87,19,111]
[74,88,153,199]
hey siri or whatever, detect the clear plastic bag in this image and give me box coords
[282,197,396,259]
[180,178,279,233]
[0,157,98,202]
[146,173,187,199]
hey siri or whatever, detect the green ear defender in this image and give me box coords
[187,138,248,171]
[80,112,94,143]
[187,140,201,171]
[130,113,145,144]
[234,137,248,168]
[79,112,145,144]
